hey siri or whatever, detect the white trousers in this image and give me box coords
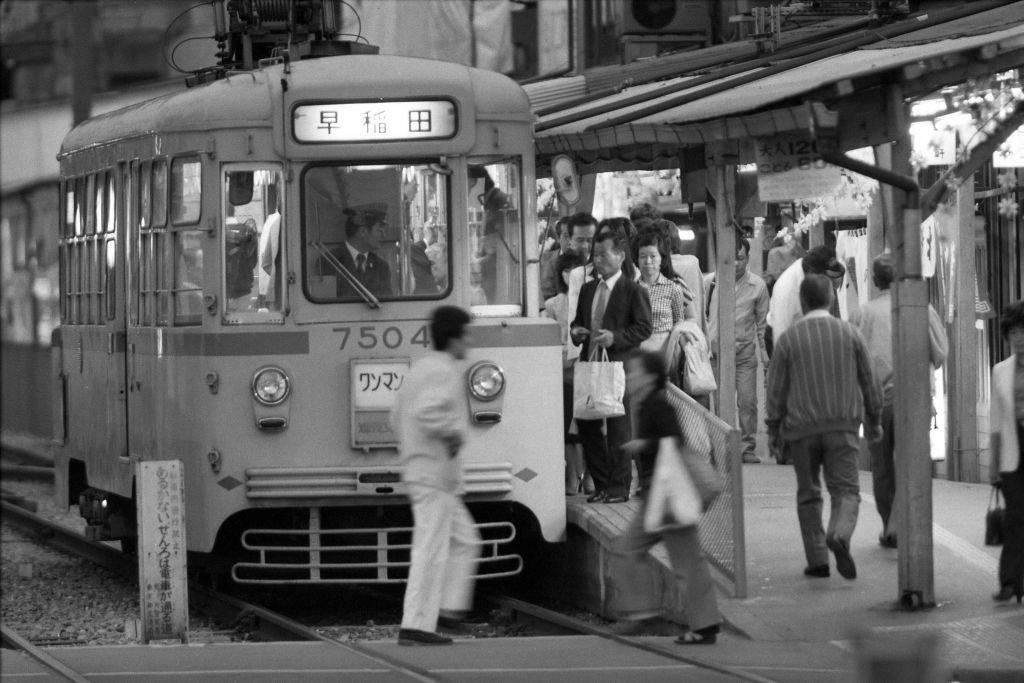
[401,483,481,632]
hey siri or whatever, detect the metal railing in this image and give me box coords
[665,384,747,598]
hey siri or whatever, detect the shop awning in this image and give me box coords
[528,3,1024,174]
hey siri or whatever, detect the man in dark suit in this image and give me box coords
[570,231,652,503]
[333,208,392,299]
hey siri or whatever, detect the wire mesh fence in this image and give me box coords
[665,384,747,598]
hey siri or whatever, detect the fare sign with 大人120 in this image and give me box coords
[293,100,457,143]
[754,136,841,202]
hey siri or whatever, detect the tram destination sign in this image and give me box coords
[293,100,457,143]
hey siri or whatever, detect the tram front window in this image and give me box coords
[303,162,452,303]
[467,158,522,315]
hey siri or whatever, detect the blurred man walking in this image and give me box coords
[767,275,882,580]
[393,306,480,645]
[851,253,947,548]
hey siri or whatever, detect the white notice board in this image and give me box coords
[136,460,189,643]
[754,136,842,202]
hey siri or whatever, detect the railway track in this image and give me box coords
[4,493,771,682]
[488,595,775,683]
[1,623,91,683]
[0,500,435,682]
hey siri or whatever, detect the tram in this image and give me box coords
[53,38,564,584]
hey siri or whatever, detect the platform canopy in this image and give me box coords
[526,2,1024,175]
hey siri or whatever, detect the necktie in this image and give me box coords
[592,280,609,335]
[356,253,366,274]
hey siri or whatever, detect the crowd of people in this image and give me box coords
[387,205,1022,647]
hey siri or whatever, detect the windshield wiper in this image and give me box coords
[311,241,381,309]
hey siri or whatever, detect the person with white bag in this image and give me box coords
[570,230,652,504]
[612,350,723,644]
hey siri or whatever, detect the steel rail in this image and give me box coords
[491,595,776,683]
[1,501,441,682]
[1,500,132,576]
[1,624,91,683]
[1,464,55,480]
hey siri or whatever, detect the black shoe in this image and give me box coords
[992,584,1024,604]
[803,564,830,578]
[826,535,856,579]
[398,628,453,646]
[604,494,629,504]
[586,490,607,503]
[878,534,898,549]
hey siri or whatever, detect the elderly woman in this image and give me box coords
[991,298,1024,603]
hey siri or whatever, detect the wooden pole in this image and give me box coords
[868,144,892,284]
[946,179,980,482]
[69,2,96,126]
[887,85,934,609]
[709,144,738,429]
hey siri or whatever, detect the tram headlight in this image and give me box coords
[468,362,505,401]
[252,366,291,406]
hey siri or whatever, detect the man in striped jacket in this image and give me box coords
[766,274,882,580]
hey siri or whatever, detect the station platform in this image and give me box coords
[557,463,1024,681]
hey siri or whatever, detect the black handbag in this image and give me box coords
[985,485,1005,547]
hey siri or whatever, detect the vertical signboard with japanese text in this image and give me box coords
[137,460,188,643]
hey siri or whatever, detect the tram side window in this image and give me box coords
[467,158,523,314]
[302,162,451,303]
[105,170,117,321]
[138,160,173,326]
[58,174,111,326]
[170,158,203,325]
[153,160,170,326]
[222,167,284,322]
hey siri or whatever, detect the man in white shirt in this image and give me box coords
[393,306,480,646]
[708,237,769,463]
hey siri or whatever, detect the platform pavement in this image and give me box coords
[715,460,1024,680]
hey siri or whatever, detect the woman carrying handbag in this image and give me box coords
[609,350,723,644]
[989,299,1024,604]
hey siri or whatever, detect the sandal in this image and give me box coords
[675,630,716,645]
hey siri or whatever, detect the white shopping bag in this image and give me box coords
[643,437,702,533]
[572,348,625,420]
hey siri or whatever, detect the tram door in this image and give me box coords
[106,164,128,469]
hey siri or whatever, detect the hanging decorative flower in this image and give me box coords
[997,196,1019,219]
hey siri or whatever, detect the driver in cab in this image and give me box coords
[333,208,392,298]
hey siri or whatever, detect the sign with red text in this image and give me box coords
[137,460,188,643]
[754,136,841,201]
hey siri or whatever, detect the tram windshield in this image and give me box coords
[303,162,452,303]
[302,158,523,311]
